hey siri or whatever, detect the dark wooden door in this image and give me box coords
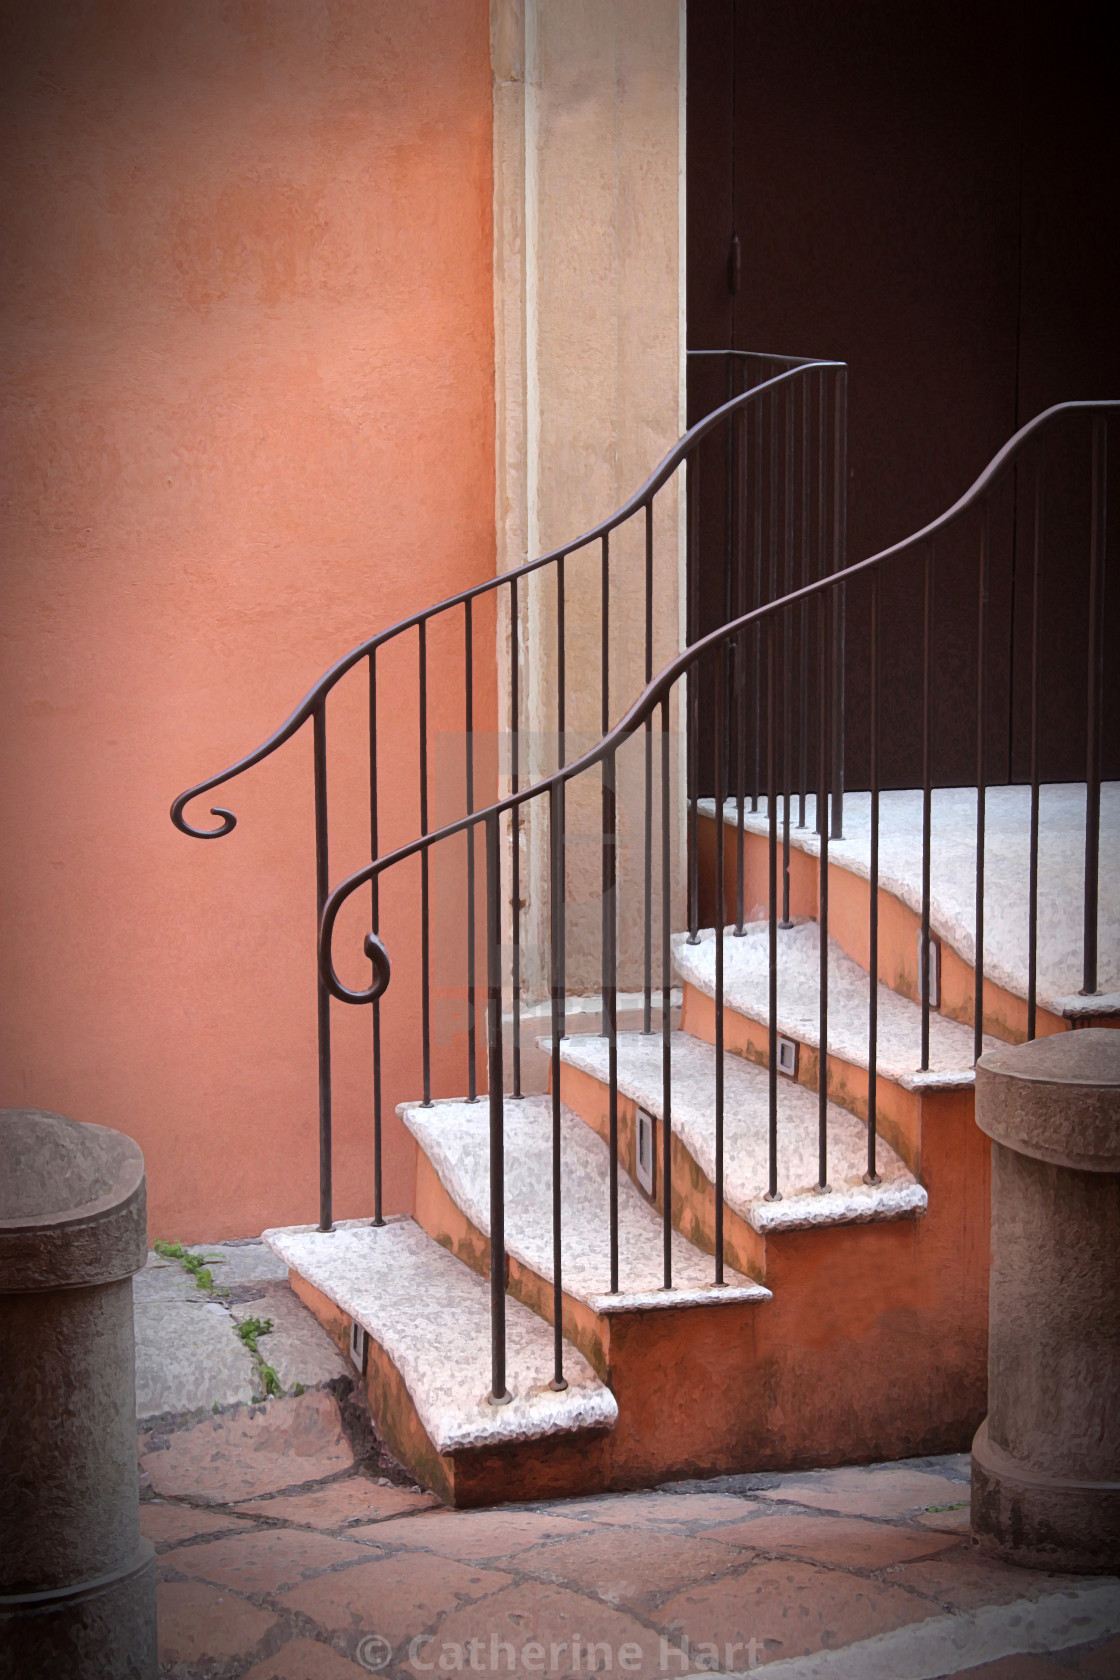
[688,0,1120,790]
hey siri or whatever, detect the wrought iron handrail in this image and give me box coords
[319,398,1114,1402]
[172,351,848,1243]
[171,352,838,839]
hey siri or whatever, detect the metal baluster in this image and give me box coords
[798,374,811,828]
[510,577,522,1099]
[661,696,674,1288]
[831,369,847,841]
[735,406,748,932]
[866,575,881,1185]
[464,602,478,1100]
[818,593,831,1192]
[368,652,384,1223]
[548,781,567,1391]
[1027,457,1043,1040]
[921,547,933,1071]
[557,555,567,1039]
[766,619,780,1202]
[1083,417,1107,997]
[643,501,654,1032]
[975,507,990,1063]
[418,620,432,1106]
[782,386,794,925]
[687,453,700,942]
[769,386,779,606]
[603,746,619,1294]
[314,701,333,1232]
[816,374,828,840]
[714,642,726,1285]
[751,397,763,813]
[485,811,509,1403]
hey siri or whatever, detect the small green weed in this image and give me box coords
[236,1316,274,1355]
[236,1316,283,1401]
[154,1240,226,1294]
[924,1502,969,1512]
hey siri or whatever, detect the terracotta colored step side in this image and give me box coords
[555,1056,992,1471]
[287,1268,612,1509]
[413,1149,787,1489]
[681,980,923,1176]
[695,814,1088,1045]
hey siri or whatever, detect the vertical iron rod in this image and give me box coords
[418,620,431,1106]
[464,603,478,1101]
[867,575,880,1185]
[735,409,747,931]
[485,812,508,1403]
[643,501,655,1032]
[974,507,990,1062]
[751,401,763,811]
[510,578,522,1098]
[782,387,794,925]
[818,593,831,1192]
[557,555,567,1039]
[368,653,384,1222]
[314,702,332,1232]
[1027,459,1042,1039]
[1083,417,1106,996]
[713,643,726,1285]
[798,374,811,828]
[603,746,619,1294]
[831,369,847,840]
[766,619,780,1201]
[921,547,933,1071]
[661,697,674,1288]
[687,452,700,941]
[548,782,566,1390]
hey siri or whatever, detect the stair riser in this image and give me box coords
[414,1149,800,1488]
[557,1061,992,1470]
[287,1266,612,1508]
[697,815,1069,1043]
[680,981,921,1176]
[556,1059,767,1281]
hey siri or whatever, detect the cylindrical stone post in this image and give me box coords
[0,1109,157,1678]
[971,1028,1120,1573]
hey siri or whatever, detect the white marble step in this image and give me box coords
[698,783,1120,1017]
[555,1031,927,1234]
[674,920,1001,1090]
[263,1218,617,1453]
[400,1095,769,1313]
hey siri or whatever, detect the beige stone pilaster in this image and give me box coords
[492,0,686,1011]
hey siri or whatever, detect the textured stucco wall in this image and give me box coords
[0,0,496,1239]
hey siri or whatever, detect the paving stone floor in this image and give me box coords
[136,1246,1120,1679]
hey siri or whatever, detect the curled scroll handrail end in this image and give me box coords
[321,924,392,1006]
[171,795,238,839]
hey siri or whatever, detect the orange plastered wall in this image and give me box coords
[0,0,496,1240]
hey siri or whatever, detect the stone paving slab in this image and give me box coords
[144,1423,1120,1679]
[230,1284,350,1393]
[135,1297,257,1422]
[243,1638,368,1677]
[156,1580,279,1667]
[141,1389,354,1504]
[188,1240,292,1289]
[232,1479,437,1530]
[134,1252,211,1303]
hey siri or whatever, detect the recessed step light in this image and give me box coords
[349,1318,367,1373]
[777,1036,799,1078]
[636,1108,656,1196]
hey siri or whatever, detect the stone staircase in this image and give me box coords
[262,783,1116,1507]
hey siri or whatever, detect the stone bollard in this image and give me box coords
[971,1028,1120,1573]
[0,1109,157,1678]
